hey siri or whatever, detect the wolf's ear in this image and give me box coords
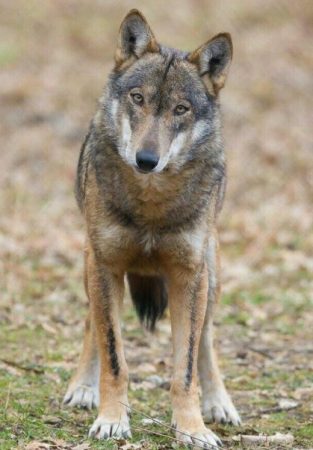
[115,9,159,67]
[189,33,233,94]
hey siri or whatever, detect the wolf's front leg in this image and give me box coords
[86,249,130,440]
[168,262,222,449]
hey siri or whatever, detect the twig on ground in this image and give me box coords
[247,346,273,359]
[247,400,299,418]
[1,358,45,374]
[5,381,12,412]
[120,402,219,449]
[132,425,212,449]
[235,432,294,446]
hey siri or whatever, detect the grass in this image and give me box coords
[1,289,312,449]
[1,0,312,448]
[1,364,312,449]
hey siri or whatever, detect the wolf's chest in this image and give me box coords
[138,230,158,254]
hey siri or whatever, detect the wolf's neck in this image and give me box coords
[94,147,223,232]
[113,159,214,230]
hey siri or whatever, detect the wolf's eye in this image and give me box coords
[131,93,144,105]
[174,104,189,115]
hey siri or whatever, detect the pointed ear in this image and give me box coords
[115,9,159,68]
[189,33,233,94]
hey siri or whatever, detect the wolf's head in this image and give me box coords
[101,9,232,174]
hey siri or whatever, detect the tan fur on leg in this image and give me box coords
[167,262,222,448]
[87,245,131,439]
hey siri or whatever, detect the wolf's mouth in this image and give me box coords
[133,166,157,175]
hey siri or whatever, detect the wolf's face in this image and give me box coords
[102,10,232,174]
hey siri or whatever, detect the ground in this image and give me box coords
[0,1,312,449]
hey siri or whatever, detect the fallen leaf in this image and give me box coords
[278,398,299,410]
[72,444,90,450]
[42,415,63,425]
[25,443,50,450]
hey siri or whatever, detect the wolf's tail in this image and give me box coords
[127,274,168,331]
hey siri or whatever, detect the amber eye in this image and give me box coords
[131,92,144,105]
[174,104,189,115]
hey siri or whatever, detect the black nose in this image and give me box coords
[136,150,159,173]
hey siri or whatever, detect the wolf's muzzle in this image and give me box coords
[136,150,159,173]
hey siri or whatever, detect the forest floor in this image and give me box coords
[0,1,312,449]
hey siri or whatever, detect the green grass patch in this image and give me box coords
[0,44,20,67]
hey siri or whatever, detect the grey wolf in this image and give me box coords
[63,9,240,448]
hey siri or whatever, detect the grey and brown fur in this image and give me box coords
[63,9,240,448]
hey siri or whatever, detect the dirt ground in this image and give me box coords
[0,1,312,449]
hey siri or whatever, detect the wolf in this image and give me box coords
[63,9,240,448]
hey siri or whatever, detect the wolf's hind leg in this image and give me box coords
[198,317,241,425]
[198,232,241,426]
[64,246,99,409]
[63,310,100,409]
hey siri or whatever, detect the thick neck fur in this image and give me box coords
[91,136,225,234]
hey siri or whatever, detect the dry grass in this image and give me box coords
[0,1,312,449]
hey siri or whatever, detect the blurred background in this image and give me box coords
[0,1,312,449]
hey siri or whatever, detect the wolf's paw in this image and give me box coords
[176,426,222,449]
[63,383,99,410]
[202,388,241,426]
[88,415,131,440]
